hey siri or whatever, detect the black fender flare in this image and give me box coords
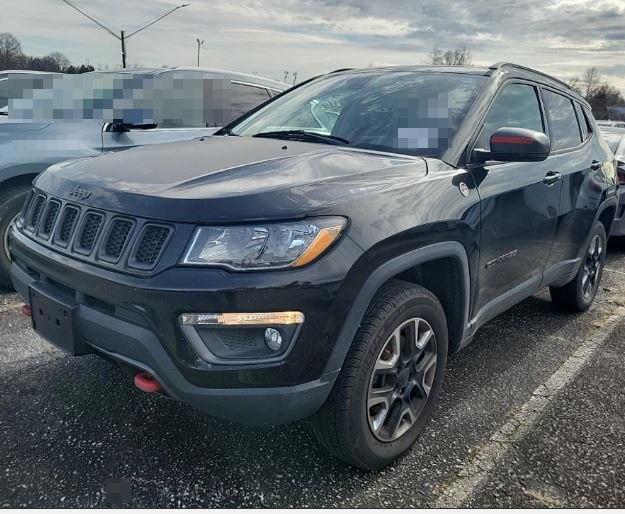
[323,241,471,375]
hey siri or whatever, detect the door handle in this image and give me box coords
[543,171,561,186]
[590,160,602,170]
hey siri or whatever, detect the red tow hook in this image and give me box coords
[134,371,162,393]
[20,304,32,317]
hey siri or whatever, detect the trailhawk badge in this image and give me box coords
[459,182,470,197]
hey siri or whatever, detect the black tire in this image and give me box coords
[311,279,448,470]
[0,184,30,289]
[550,222,607,312]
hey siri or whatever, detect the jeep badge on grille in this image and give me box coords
[68,185,92,201]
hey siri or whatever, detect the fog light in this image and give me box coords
[264,328,282,351]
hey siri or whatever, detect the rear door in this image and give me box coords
[470,82,562,322]
[541,91,600,270]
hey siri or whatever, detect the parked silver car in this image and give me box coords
[0,67,287,286]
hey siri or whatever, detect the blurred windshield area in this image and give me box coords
[230,71,486,157]
[2,70,282,127]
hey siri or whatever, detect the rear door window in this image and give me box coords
[475,83,544,151]
[542,90,582,151]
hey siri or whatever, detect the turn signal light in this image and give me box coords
[179,311,305,326]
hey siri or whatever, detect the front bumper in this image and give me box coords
[9,227,362,425]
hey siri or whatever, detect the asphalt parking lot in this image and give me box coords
[1,245,625,508]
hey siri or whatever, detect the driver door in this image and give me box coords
[469,82,561,324]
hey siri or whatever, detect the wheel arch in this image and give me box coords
[323,241,471,375]
[0,163,48,196]
[598,203,617,236]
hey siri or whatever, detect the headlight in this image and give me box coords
[181,217,346,270]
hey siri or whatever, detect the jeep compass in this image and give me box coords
[8,63,617,470]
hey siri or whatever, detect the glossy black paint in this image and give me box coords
[9,64,618,424]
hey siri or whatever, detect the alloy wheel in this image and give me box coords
[367,317,437,442]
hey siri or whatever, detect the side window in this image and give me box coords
[476,84,544,151]
[582,107,594,136]
[573,103,587,140]
[228,83,272,123]
[542,90,582,151]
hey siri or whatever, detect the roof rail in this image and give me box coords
[489,62,572,90]
[329,68,353,74]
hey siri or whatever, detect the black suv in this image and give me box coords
[8,63,617,470]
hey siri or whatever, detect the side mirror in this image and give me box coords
[486,127,551,163]
[105,122,158,133]
[105,121,130,133]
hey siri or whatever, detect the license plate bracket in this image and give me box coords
[29,284,84,355]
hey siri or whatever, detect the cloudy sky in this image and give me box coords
[4,0,625,89]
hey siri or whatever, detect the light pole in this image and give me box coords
[196,38,205,67]
[61,1,191,68]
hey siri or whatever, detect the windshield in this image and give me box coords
[228,71,486,157]
[602,132,623,154]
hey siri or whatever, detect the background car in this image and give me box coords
[597,120,625,129]
[601,126,625,237]
[0,67,288,287]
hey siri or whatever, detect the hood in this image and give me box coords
[35,136,428,222]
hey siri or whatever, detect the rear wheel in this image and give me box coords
[0,184,30,289]
[550,222,607,312]
[311,280,448,470]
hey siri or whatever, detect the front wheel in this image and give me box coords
[311,280,448,470]
[550,222,607,312]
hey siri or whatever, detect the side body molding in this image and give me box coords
[323,241,472,375]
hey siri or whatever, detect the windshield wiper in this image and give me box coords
[252,130,349,146]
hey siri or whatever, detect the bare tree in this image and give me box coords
[0,32,24,69]
[428,47,444,65]
[583,67,600,98]
[428,45,472,66]
[568,76,583,95]
[48,51,71,72]
[587,82,625,120]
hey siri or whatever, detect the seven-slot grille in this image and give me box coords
[55,206,79,245]
[18,192,172,271]
[100,218,134,262]
[38,199,61,238]
[25,194,46,230]
[75,212,104,254]
[130,225,172,268]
